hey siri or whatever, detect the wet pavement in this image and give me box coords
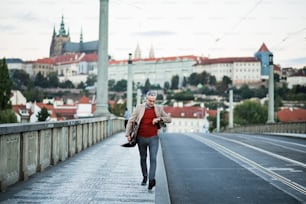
[0,132,170,204]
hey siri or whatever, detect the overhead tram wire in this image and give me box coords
[213,0,263,43]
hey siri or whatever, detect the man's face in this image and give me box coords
[146,96,156,107]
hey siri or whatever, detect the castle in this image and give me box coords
[49,16,99,57]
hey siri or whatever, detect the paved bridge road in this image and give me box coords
[1,132,305,204]
[160,132,306,204]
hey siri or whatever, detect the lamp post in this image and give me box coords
[267,53,275,123]
[136,82,141,106]
[127,53,133,113]
[95,0,110,116]
[228,85,234,128]
[216,98,220,132]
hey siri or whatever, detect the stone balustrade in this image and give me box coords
[225,122,306,134]
[0,116,124,192]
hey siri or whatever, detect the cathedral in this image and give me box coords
[50,16,156,59]
[49,16,98,57]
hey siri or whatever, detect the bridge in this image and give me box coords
[0,118,305,203]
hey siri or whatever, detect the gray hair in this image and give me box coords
[146,90,157,98]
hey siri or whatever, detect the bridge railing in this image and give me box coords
[0,116,124,192]
[224,122,306,134]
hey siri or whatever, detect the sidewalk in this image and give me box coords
[0,132,170,204]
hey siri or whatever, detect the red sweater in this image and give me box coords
[137,108,158,137]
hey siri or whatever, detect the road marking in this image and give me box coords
[224,133,306,153]
[185,133,306,196]
[211,134,306,169]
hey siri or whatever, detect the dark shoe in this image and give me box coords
[141,176,147,185]
[148,179,156,190]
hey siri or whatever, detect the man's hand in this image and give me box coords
[152,118,161,125]
[127,135,131,141]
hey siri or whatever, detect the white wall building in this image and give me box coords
[194,57,262,85]
[287,76,306,89]
[163,106,213,133]
[108,55,198,87]
[10,90,27,105]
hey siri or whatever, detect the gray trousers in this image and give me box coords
[137,135,159,180]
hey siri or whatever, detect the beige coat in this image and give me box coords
[125,103,171,137]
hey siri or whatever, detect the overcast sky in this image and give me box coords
[1,0,306,67]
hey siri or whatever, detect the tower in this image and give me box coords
[49,15,71,57]
[255,43,272,80]
[149,45,155,58]
[134,43,141,60]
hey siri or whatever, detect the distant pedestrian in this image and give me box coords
[125,91,171,190]
[124,108,130,128]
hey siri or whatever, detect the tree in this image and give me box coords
[10,69,30,89]
[47,72,60,87]
[239,84,254,99]
[144,78,151,92]
[35,72,48,88]
[234,100,267,125]
[113,79,127,92]
[188,73,198,86]
[171,75,179,89]
[86,74,97,86]
[0,58,12,110]
[182,76,188,87]
[0,109,17,124]
[59,80,75,88]
[37,107,50,121]
[217,76,232,94]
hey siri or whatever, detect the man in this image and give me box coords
[125,91,171,190]
[124,107,130,128]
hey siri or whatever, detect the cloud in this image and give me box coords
[0,25,16,31]
[279,57,306,68]
[132,30,176,37]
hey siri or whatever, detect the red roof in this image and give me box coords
[78,96,91,104]
[36,58,55,64]
[163,106,207,118]
[81,53,98,62]
[53,53,82,65]
[197,57,259,65]
[257,43,270,52]
[109,55,199,65]
[277,108,306,122]
[36,103,57,118]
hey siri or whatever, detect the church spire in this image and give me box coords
[149,45,155,58]
[52,26,56,36]
[59,15,66,36]
[134,43,141,59]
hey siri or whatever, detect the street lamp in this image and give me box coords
[228,84,234,128]
[267,53,275,123]
[127,53,133,113]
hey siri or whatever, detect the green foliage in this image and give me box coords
[113,79,127,92]
[59,80,75,88]
[171,90,194,101]
[10,69,30,89]
[182,76,188,87]
[0,109,17,124]
[234,100,267,125]
[77,81,86,89]
[216,76,232,95]
[142,78,151,93]
[47,72,60,87]
[86,74,97,86]
[207,110,228,132]
[37,107,50,121]
[0,58,13,110]
[35,72,48,88]
[171,75,179,89]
